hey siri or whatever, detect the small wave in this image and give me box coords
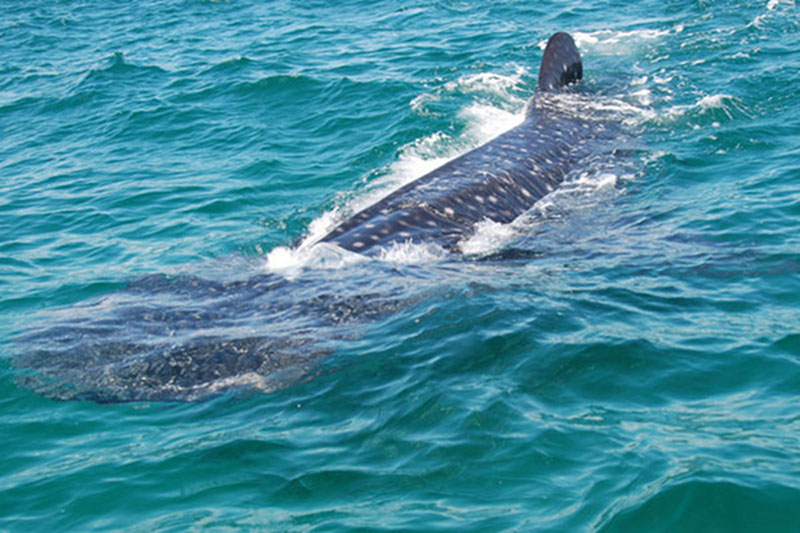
[411,67,528,117]
[545,26,682,55]
[660,93,751,126]
[697,94,740,113]
[377,240,448,264]
[459,219,518,256]
[540,91,656,127]
[265,237,448,276]
[201,56,256,75]
[231,73,322,100]
[265,242,368,280]
[443,68,529,98]
[751,0,796,28]
[77,52,169,89]
[599,480,800,532]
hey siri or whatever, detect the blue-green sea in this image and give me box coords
[2,0,800,530]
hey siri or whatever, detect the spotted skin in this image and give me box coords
[321,32,594,253]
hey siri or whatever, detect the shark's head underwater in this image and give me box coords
[318,31,592,255]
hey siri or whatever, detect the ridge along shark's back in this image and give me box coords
[319,32,589,254]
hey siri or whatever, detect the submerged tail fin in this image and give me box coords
[537,32,582,92]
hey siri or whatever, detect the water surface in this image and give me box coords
[2,0,800,530]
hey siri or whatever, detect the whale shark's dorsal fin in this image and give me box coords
[537,32,582,92]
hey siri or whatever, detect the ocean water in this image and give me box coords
[2,0,800,529]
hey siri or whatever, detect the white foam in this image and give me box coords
[265,242,367,280]
[542,91,656,126]
[459,103,524,141]
[459,219,517,256]
[575,171,620,189]
[696,94,733,109]
[410,93,438,115]
[531,170,622,218]
[750,0,794,27]
[302,206,343,250]
[376,240,448,264]
[630,88,653,106]
[446,67,528,138]
[548,27,678,55]
[443,69,527,95]
[662,93,748,122]
[767,0,794,10]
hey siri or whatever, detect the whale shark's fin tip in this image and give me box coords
[537,32,582,92]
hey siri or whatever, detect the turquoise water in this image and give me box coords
[2,0,800,529]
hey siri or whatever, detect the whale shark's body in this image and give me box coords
[15,32,625,403]
[321,32,594,254]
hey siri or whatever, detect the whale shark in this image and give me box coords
[320,32,593,254]
[14,32,626,402]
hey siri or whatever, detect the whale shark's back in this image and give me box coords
[320,32,592,254]
[537,32,582,92]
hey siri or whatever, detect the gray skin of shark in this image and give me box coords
[320,32,594,254]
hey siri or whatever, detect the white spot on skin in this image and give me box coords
[353,241,365,248]
[444,207,455,216]
[488,195,498,204]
